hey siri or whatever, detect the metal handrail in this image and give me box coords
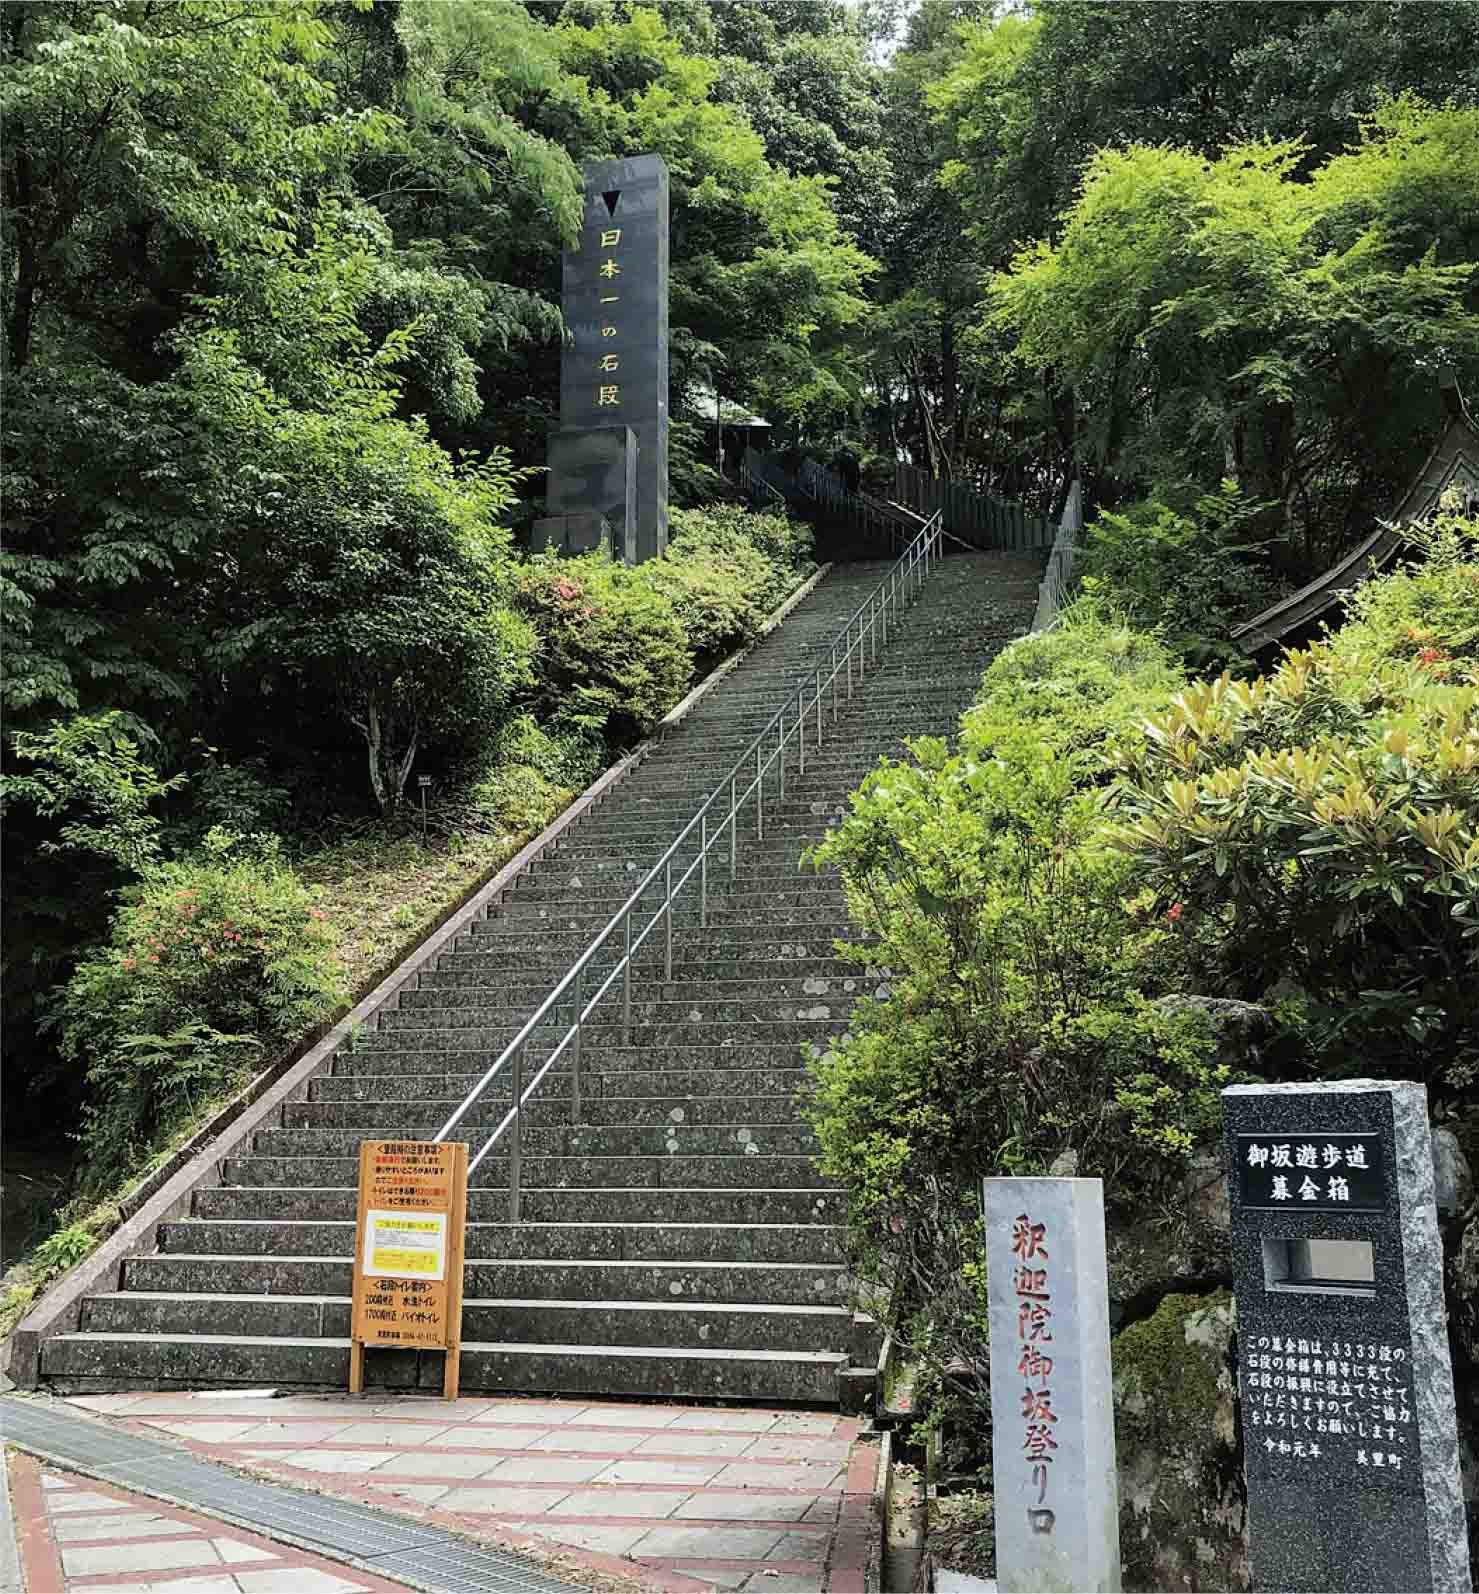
[739,455,787,512]
[434,512,946,1214]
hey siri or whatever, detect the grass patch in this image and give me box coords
[299,821,550,996]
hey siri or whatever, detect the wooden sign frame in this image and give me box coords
[349,1140,468,1400]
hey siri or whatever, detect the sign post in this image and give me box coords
[349,1140,468,1400]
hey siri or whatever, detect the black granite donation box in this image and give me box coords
[1223,1081,1471,1593]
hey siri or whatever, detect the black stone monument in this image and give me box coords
[533,155,669,564]
[1223,1081,1471,1592]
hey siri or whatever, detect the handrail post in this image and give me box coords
[778,710,786,799]
[846,625,854,699]
[815,668,823,747]
[664,857,673,980]
[700,812,708,927]
[830,647,838,723]
[571,966,583,1124]
[797,695,805,774]
[755,741,764,840]
[509,1041,524,1222]
[729,775,738,878]
[622,907,632,1044]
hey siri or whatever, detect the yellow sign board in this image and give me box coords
[349,1140,467,1399]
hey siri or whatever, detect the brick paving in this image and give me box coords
[7,1450,413,1594]
[60,1393,877,1592]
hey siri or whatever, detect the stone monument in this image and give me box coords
[1223,1080,1472,1592]
[982,1177,1122,1593]
[533,154,669,564]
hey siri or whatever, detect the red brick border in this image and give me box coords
[8,1454,412,1594]
[9,1453,66,1594]
[824,1441,881,1592]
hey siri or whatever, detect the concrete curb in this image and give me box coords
[0,1448,24,1594]
[869,1426,893,1593]
[4,560,834,1391]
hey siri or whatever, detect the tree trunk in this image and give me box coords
[360,696,389,813]
[5,139,38,372]
[938,316,959,480]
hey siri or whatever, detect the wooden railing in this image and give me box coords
[742,449,916,554]
[893,463,1055,552]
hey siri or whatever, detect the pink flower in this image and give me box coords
[1168,903,1184,923]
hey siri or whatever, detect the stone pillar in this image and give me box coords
[1223,1080,1472,1592]
[983,1177,1121,1593]
[546,154,668,564]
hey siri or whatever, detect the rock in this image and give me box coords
[1105,1209,1229,1328]
[1047,1148,1079,1178]
[1112,1291,1248,1592]
[1433,1126,1473,1218]
[1152,996,1273,1070]
[1184,1148,1230,1239]
[1452,1213,1479,1368]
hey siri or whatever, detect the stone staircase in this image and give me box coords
[39,550,1040,1401]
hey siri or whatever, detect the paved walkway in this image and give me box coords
[35,1393,876,1593]
[7,1452,412,1594]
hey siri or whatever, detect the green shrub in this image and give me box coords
[798,615,1212,1399]
[516,555,693,745]
[1104,510,1479,1094]
[1078,482,1284,670]
[57,831,345,1191]
[803,706,1224,1395]
[643,540,771,668]
[668,502,814,606]
[461,717,602,838]
[969,602,1185,772]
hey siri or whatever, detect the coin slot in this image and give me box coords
[1262,1236,1375,1298]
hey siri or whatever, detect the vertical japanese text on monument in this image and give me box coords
[1244,1333,1415,1472]
[596,221,623,407]
[1013,1210,1058,1537]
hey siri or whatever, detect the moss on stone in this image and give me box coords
[1113,1289,1248,1592]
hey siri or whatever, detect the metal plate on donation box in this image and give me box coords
[1236,1133,1384,1211]
[350,1140,468,1398]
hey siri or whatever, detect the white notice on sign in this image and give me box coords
[362,1209,448,1280]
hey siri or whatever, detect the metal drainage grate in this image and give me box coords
[0,1396,585,1593]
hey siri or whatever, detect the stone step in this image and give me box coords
[250,1124,819,1159]
[192,1186,845,1226]
[484,894,848,929]
[520,815,851,847]
[328,1042,825,1078]
[381,994,855,1029]
[405,971,884,1006]
[283,1093,805,1131]
[221,1155,835,1190]
[355,1019,847,1052]
[80,1292,850,1352]
[310,1069,811,1105]
[454,922,865,958]
[157,1219,842,1263]
[419,955,877,989]
[502,870,845,906]
[37,1334,846,1402]
[120,1254,845,1305]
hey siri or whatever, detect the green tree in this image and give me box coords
[988,104,1479,563]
